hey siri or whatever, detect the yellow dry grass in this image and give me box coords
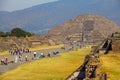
[100,51,120,80]
[0,51,8,55]
[30,44,63,51]
[0,47,91,80]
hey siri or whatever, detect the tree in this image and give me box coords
[0,31,6,37]
[11,28,32,37]
[5,32,11,37]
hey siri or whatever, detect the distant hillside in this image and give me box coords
[48,14,120,44]
[0,0,120,34]
[0,14,120,51]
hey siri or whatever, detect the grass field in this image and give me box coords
[30,44,63,51]
[100,52,120,80]
[0,47,91,80]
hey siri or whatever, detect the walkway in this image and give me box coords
[0,48,64,74]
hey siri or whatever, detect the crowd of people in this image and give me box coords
[0,48,60,66]
[8,48,30,55]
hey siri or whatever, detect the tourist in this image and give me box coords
[5,57,8,65]
[23,48,25,53]
[47,52,51,57]
[33,52,37,58]
[8,48,11,53]
[53,51,56,55]
[19,55,22,61]
[14,56,18,63]
[10,49,14,55]
[19,50,23,56]
[41,53,44,57]
[56,51,59,54]
[36,53,41,59]
[15,49,18,55]
[1,59,4,65]
[25,56,28,61]
[13,49,15,55]
[53,51,59,55]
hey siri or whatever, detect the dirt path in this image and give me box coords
[0,48,65,74]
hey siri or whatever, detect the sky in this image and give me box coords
[0,0,59,12]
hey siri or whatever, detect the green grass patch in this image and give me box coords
[100,52,120,80]
[0,47,91,80]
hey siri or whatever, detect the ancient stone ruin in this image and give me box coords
[48,14,119,45]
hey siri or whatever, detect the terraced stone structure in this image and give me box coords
[48,14,119,45]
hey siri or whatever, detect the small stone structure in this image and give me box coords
[111,33,120,52]
[0,36,56,51]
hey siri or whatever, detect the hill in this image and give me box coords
[0,0,120,34]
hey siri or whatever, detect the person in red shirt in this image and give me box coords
[5,57,8,65]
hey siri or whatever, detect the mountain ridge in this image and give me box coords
[0,0,120,34]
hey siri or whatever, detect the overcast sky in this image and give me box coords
[0,0,58,12]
